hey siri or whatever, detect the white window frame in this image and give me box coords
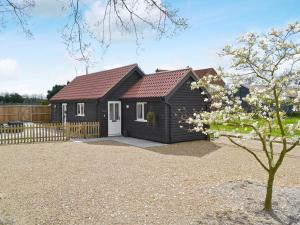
[136,102,147,122]
[77,103,85,116]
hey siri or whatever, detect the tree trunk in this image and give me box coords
[264,170,275,211]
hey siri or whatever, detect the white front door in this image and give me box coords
[108,101,121,136]
[62,103,67,124]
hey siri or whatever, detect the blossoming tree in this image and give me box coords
[189,22,300,211]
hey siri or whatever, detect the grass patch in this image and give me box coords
[211,115,300,137]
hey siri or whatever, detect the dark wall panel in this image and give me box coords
[66,101,98,122]
[122,99,167,143]
[51,103,62,123]
[235,85,250,111]
[51,101,98,123]
[168,77,209,143]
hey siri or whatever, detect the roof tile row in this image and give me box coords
[121,68,192,99]
[51,64,137,101]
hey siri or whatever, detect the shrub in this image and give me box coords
[146,112,156,127]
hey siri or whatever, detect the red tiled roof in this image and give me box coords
[122,68,192,99]
[51,64,138,101]
[193,68,225,86]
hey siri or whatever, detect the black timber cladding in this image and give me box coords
[234,85,250,112]
[51,100,98,123]
[51,103,61,123]
[167,76,209,143]
[121,98,167,143]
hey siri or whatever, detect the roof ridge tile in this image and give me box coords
[75,63,137,78]
[147,67,192,76]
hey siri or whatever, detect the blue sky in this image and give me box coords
[0,0,299,95]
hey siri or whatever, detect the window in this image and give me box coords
[136,102,147,122]
[109,102,120,121]
[77,103,85,116]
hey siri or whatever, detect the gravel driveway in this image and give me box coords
[0,139,299,225]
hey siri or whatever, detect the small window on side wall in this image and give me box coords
[77,103,85,116]
[136,102,147,122]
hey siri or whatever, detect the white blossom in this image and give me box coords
[186,22,300,143]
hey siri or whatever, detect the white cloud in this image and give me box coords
[32,0,65,17]
[84,0,161,43]
[0,59,19,76]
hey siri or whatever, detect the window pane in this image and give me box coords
[109,103,114,120]
[137,104,142,119]
[63,104,67,113]
[115,103,120,120]
[144,103,148,119]
[78,104,82,115]
[77,103,84,115]
[81,104,84,115]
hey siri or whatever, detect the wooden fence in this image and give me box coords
[0,105,51,123]
[0,122,100,145]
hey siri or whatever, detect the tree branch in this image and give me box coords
[286,139,300,153]
[228,137,269,172]
[1,0,34,36]
[222,121,272,163]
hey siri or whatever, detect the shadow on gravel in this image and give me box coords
[145,141,220,158]
[197,180,300,225]
[0,211,14,225]
[197,210,300,225]
[87,140,129,147]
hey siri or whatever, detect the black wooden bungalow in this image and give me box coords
[50,64,211,143]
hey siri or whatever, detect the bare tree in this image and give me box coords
[62,0,188,69]
[0,0,35,36]
[1,0,188,70]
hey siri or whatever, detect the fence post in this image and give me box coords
[65,122,69,140]
[84,123,87,139]
[31,106,33,122]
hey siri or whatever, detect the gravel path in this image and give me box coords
[0,139,299,225]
